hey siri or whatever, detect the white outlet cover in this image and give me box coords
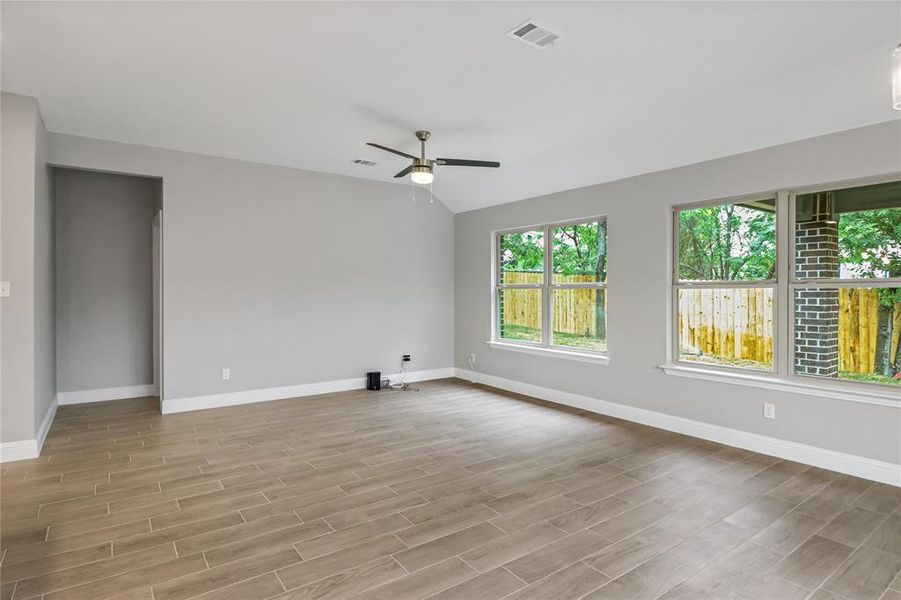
[222,368,230,380]
[763,403,775,419]
[0,281,9,297]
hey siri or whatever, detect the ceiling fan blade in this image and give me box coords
[366,142,417,160]
[393,165,413,178]
[436,158,500,168]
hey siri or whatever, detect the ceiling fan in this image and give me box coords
[366,130,500,185]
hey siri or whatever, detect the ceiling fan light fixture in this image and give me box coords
[366,131,499,185]
[411,166,434,184]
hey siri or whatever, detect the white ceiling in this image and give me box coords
[3,1,899,212]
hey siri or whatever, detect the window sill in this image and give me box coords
[659,363,900,408]
[486,341,610,365]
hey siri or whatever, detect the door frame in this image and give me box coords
[152,209,164,406]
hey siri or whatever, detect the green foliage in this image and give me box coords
[500,221,608,279]
[678,203,776,281]
[499,230,543,274]
[552,222,606,279]
[838,208,901,307]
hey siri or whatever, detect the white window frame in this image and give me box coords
[787,180,901,385]
[490,217,609,364]
[671,193,781,375]
[665,174,901,406]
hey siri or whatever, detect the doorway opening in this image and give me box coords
[53,168,163,410]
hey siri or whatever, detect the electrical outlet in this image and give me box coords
[763,402,775,419]
[0,281,9,298]
[222,368,230,381]
[402,354,412,362]
[468,353,476,368]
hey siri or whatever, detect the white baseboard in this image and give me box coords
[36,394,58,452]
[454,368,901,487]
[0,439,39,463]
[9,368,894,486]
[162,367,456,415]
[0,394,58,463]
[57,384,157,405]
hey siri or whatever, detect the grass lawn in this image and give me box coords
[839,371,901,386]
[500,324,607,352]
[681,353,901,386]
[679,353,772,371]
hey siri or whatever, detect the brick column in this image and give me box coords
[794,193,839,377]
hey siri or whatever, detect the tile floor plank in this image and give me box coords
[504,562,609,600]
[349,557,475,600]
[769,534,854,590]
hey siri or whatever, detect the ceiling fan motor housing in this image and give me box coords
[413,158,434,175]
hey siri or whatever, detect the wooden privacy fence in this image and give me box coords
[839,288,901,373]
[678,288,775,365]
[501,272,602,335]
[678,287,900,372]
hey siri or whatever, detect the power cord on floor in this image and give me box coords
[389,357,419,392]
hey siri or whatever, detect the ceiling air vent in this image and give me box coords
[507,20,559,49]
[353,159,377,166]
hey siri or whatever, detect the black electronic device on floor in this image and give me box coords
[366,371,381,391]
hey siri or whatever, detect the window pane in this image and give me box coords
[498,288,541,343]
[499,230,544,285]
[677,287,774,370]
[552,221,607,284]
[794,286,901,386]
[795,181,901,280]
[552,288,606,352]
[678,200,776,281]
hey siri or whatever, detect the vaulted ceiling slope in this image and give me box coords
[2,2,899,212]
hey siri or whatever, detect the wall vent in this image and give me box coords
[507,20,559,49]
[353,159,377,166]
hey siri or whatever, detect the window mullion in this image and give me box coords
[776,190,790,377]
[676,280,776,289]
[493,232,499,344]
[542,225,552,347]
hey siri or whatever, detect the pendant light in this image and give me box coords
[894,43,901,110]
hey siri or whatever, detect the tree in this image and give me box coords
[499,231,544,277]
[678,203,776,281]
[838,208,901,378]
[595,222,607,339]
[551,222,604,276]
[551,222,607,340]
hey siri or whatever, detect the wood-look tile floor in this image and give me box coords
[1,379,899,600]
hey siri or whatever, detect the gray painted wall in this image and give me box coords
[455,120,901,465]
[1,93,38,443]
[0,91,53,444]
[48,133,455,401]
[55,169,156,393]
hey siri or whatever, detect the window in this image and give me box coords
[496,219,607,354]
[792,181,901,387]
[675,199,777,371]
[673,179,901,389]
